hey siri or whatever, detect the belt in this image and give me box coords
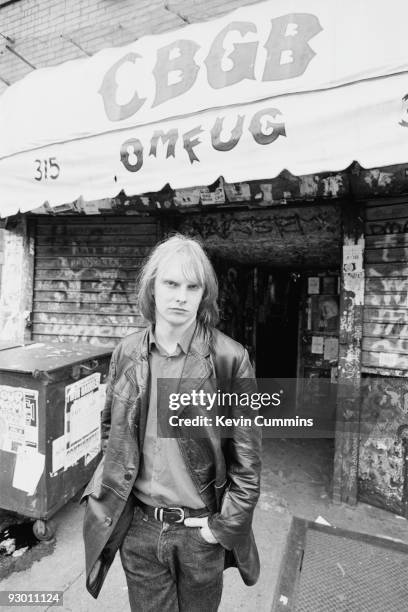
[135,498,208,524]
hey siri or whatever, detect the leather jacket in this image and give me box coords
[82,325,262,598]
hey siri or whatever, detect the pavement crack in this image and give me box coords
[44,569,85,612]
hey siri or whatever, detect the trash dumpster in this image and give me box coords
[0,341,113,539]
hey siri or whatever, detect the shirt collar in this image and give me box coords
[149,320,197,355]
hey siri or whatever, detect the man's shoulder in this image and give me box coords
[113,327,148,358]
[209,329,253,379]
[212,328,246,360]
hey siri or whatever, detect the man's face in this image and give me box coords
[153,253,204,329]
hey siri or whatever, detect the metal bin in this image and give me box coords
[0,341,113,538]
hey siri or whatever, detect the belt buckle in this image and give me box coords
[154,506,185,523]
[168,507,185,523]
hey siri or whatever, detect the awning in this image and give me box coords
[1,0,408,216]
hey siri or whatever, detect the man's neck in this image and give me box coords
[154,319,196,354]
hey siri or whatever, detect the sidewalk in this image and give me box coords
[1,439,407,611]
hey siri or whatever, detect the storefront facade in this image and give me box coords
[1,0,408,515]
[2,165,405,515]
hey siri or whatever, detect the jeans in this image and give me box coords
[119,505,225,612]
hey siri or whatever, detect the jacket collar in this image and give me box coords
[127,323,211,363]
[148,320,196,356]
[124,323,214,423]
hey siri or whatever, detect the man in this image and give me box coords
[82,234,262,611]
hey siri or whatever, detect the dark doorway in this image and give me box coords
[255,268,301,378]
[213,256,338,504]
[213,258,257,362]
[213,259,301,378]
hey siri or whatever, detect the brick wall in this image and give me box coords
[0,0,262,95]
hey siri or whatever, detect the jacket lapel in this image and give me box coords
[123,328,150,444]
[173,327,213,417]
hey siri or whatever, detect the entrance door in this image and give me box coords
[255,268,301,378]
[214,260,302,378]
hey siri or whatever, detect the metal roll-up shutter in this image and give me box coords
[363,197,408,372]
[32,216,160,345]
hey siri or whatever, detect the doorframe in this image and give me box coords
[332,201,365,505]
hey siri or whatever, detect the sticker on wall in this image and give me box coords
[343,245,363,273]
[344,271,365,306]
[311,296,339,332]
[224,182,251,202]
[311,336,324,354]
[299,175,319,198]
[80,201,101,215]
[251,182,273,205]
[308,277,320,294]
[174,188,201,207]
[324,337,339,362]
[199,186,225,205]
[24,389,39,449]
[0,386,38,453]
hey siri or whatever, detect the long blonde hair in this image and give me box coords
[137,234,219,330]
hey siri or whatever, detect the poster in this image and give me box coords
[0,385,38,453]
[63,373,101,470]
[12,448,45,495]
[308,277,320,294]
[324,337,339,362]
[311,295,339,332]
[343,245,363,274]
[311,336,324,354]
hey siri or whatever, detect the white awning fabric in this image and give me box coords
[1,0,408,216]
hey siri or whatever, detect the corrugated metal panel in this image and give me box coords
[32,216,159,345]
[363,198,408,372]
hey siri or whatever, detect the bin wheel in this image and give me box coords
[33,519,56,541]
